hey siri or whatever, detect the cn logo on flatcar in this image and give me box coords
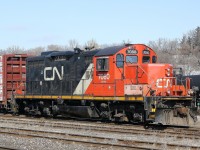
[44,66,64,81]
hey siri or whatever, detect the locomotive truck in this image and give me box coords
[13,44,197,126]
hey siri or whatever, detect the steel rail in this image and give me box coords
[0,127,199,150]
[0,118,199,140]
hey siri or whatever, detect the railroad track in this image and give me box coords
[0,126,149,150]
[0,115,199,139]
[0,115,199,149]
[0,118,199,141]
[0,126,199,150]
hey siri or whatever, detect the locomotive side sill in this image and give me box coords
[161,97,192,100]
[14,95,144,101]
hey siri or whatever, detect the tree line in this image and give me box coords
[0,27,199,75]
[148,26,200,75]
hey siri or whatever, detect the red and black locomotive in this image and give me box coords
[14,44,197,126]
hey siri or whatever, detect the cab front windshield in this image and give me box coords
[126,55,138,63]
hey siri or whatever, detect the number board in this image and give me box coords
[143,50,150,55]
[126,49,138,54]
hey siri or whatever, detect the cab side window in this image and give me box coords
[116,54,124,68]
[152,56,157,63]
[142,56,150,63]
[142,50,150,63]
[96,58,109,71]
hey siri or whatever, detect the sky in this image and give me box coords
[0,0,200,49]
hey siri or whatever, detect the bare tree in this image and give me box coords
[148,38,179,65]
[178,26,200,74]
[4,46,25,54]
[68,39,80,49]
[122,39,132,45]
[28,47,45,55]
[84,39,99,51]
[47,44,63,51]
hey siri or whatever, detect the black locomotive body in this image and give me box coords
[26,50,98,96]
[185,75,200,112]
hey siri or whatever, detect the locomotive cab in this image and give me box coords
[84,44,196,125]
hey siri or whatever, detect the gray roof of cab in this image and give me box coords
[95,46,125,56]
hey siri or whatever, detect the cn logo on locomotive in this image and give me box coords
[44,66,64,81]
[156,78,171,88]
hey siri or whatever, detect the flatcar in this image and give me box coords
[14,44,197,126]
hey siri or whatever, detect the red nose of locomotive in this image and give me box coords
[144,64,190,96]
